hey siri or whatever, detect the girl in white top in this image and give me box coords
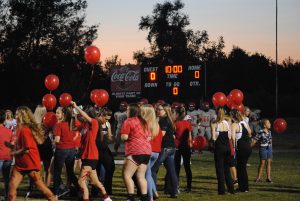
[211,107,234,195]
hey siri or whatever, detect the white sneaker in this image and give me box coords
[103,197,112,201]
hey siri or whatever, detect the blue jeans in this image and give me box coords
[0,160,12,199]
[146,152,159,199]
[259,146,273,160]
[152,148,178,196]
[53,148,78,194]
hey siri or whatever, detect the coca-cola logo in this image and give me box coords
[111,66,140,90]
[111,70,139,82]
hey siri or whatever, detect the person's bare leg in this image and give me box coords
[266,159,272,180]
[123,159,138,194]
[135,164,148,195]
[8,168,24,201]
[29,171,57,201]
[89,169,108,195]
[46,157,54,187]
[256,160,265,180]
[78,166,91,200]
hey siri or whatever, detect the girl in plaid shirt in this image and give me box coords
[251,119,273,183]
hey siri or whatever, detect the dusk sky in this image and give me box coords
[85,0,300,64]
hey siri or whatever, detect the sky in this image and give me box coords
[85,0,300,64]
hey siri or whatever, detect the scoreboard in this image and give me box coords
[141,64,203,101]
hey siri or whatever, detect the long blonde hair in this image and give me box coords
[215,107,225,123]
[161,104,175,130]
[33,104,47,124]
[16,106,45,144]
[141,104,159,139]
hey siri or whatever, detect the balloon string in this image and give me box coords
[79,64,95,103]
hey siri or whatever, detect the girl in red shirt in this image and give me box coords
[53,106,79,197]
[121,103,151,201]
[72,102,112,201]
[174,106,193,192]
[8,106,56,201]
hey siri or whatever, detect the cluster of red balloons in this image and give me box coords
[90,89,109,107]
[273,118,287,134]
[42,74,73,127]
[42,45,102,127]
[43,74,73,110]
[192,136,207,150]
[84,46,101,64]
[212,89,244,113]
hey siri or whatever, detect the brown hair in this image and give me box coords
[128,103,147,131]
[161,104,175,130]
[230,109,243,122]
[260,118,270,128]
[16,106,45,144]
[175,106,186,121]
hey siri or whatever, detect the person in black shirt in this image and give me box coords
[92,108,115,196]
[151,104,178,198]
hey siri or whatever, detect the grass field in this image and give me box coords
[3,118,300,201]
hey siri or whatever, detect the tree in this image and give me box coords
[134,0,225,65]
[0,0,99,107]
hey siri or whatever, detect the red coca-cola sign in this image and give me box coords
[110,65,141,98]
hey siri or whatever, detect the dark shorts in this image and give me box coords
[126,154,150,166]
[74,148,81,160]
[259,146,273,160]
[81,159,98,170]
[229,155,237,167]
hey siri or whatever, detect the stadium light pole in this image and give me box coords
[275,0,278,116]
[204,62,207,99]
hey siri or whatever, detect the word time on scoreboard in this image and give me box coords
[141,64,203,99]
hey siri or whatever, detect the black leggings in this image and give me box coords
[175,147,192,189]
[94,147,115,195]
[236,140,252,191]
[214,144,234,194]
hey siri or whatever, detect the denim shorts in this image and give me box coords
[259,146,273,160]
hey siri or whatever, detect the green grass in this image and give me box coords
[110,150,300,201]
[7,149,300,201]
[5,118,300,200]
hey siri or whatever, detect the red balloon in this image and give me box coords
[231,104,244,113]
[229,89,244,105]
[42,94,57,110]
[84,46,101,64]
[94,89,109,107]
[45,74,59,91]
[43,112,57,128]
[192,136,208,150]
[273,118,287,134]
[226,96,234,109]
[90,89,100,103]
[212,92,227,107]
[59,93,72,107]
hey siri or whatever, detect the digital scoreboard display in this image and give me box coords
[141,64,203,101]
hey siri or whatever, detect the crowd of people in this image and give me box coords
[0,99,274,201]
